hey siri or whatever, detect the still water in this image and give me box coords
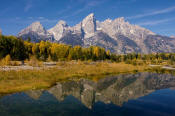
[0,72,175,116]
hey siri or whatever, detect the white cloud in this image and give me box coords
[137,17,175,26]
[39,18,57,23]
[61,0,107,19]
[32,17,57,23]
[127,6,175,19]
[14,17,57,24]
[28,17,33,20]
[24,2,33,12]
[38,17,45,20]
[57,5,72,15]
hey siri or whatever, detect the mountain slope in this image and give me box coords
[18,22,53,42]
[18,14,175,54]
[48,20,69,41]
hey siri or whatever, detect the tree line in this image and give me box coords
[1,35,175,64]
[0,35,110,61]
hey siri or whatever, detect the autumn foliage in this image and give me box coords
[0,35,110,61]
[1,35,175,64]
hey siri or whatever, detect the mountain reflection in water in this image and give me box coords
[0,72,175,116]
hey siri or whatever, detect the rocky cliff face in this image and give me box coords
[48,20,69,41]
[81,13,96,38]
[18,14,175,54]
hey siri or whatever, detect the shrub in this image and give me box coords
[5,54,11,65]
[0,54,12,66]
[10,61,21,66]
[28,56,42,67]
[131,60,137,66]
[125,60,132,64]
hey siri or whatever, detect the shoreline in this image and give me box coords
[0,62,149,94]
[0,61,175,94]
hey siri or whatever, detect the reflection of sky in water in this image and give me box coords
[0,72,175,116]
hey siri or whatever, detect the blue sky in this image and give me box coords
[0,0,175,36]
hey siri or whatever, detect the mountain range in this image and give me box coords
[18,13,175,54]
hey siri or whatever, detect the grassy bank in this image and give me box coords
[0,61,150,94]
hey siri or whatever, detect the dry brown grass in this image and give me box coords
[0,55,21,66]
[0,61,149,94]
[26,56,43,67]
[0,54,11,66]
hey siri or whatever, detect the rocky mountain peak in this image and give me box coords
[18,21,52,42]
[103,18,112,23]
[84,13,95,19]
[31,21,44,29]
[56,20,68,27]
[18,13,175,54]
[113,17,125,23]
[20,21,46,34]
[81,13,96,38]
[82,13,96,26]
[48,20,69,41]
[31,21,41,26]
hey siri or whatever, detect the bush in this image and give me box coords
[5,54,11,65]
[10,61,21,66]
[28,56,42,67]
[125,60,132,64]
[131,60,137,66]
[0,54,11,66]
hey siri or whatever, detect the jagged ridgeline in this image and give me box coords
[1,34,175,63]
[18,13,175,54]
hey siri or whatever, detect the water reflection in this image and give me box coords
[1,72,175,116]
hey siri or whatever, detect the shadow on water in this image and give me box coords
[0,72,175,116]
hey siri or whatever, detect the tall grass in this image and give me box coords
[0,61,149,94]
[0,54,21,66]
[0,54,11,66]
[26,56,43,67]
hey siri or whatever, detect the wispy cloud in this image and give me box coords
[127,6,175,19]
[28,17,33,20]
[38,17,45,20]
[61,0,107,19]
[137,17,175,26]
[12,17,57,24]
[39,18,57,23]
[57,5,72,15]
[86,0,103,6]
[24,1,33,12]
[30,17,57,23]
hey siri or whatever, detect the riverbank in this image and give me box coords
[0,61,150,94]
